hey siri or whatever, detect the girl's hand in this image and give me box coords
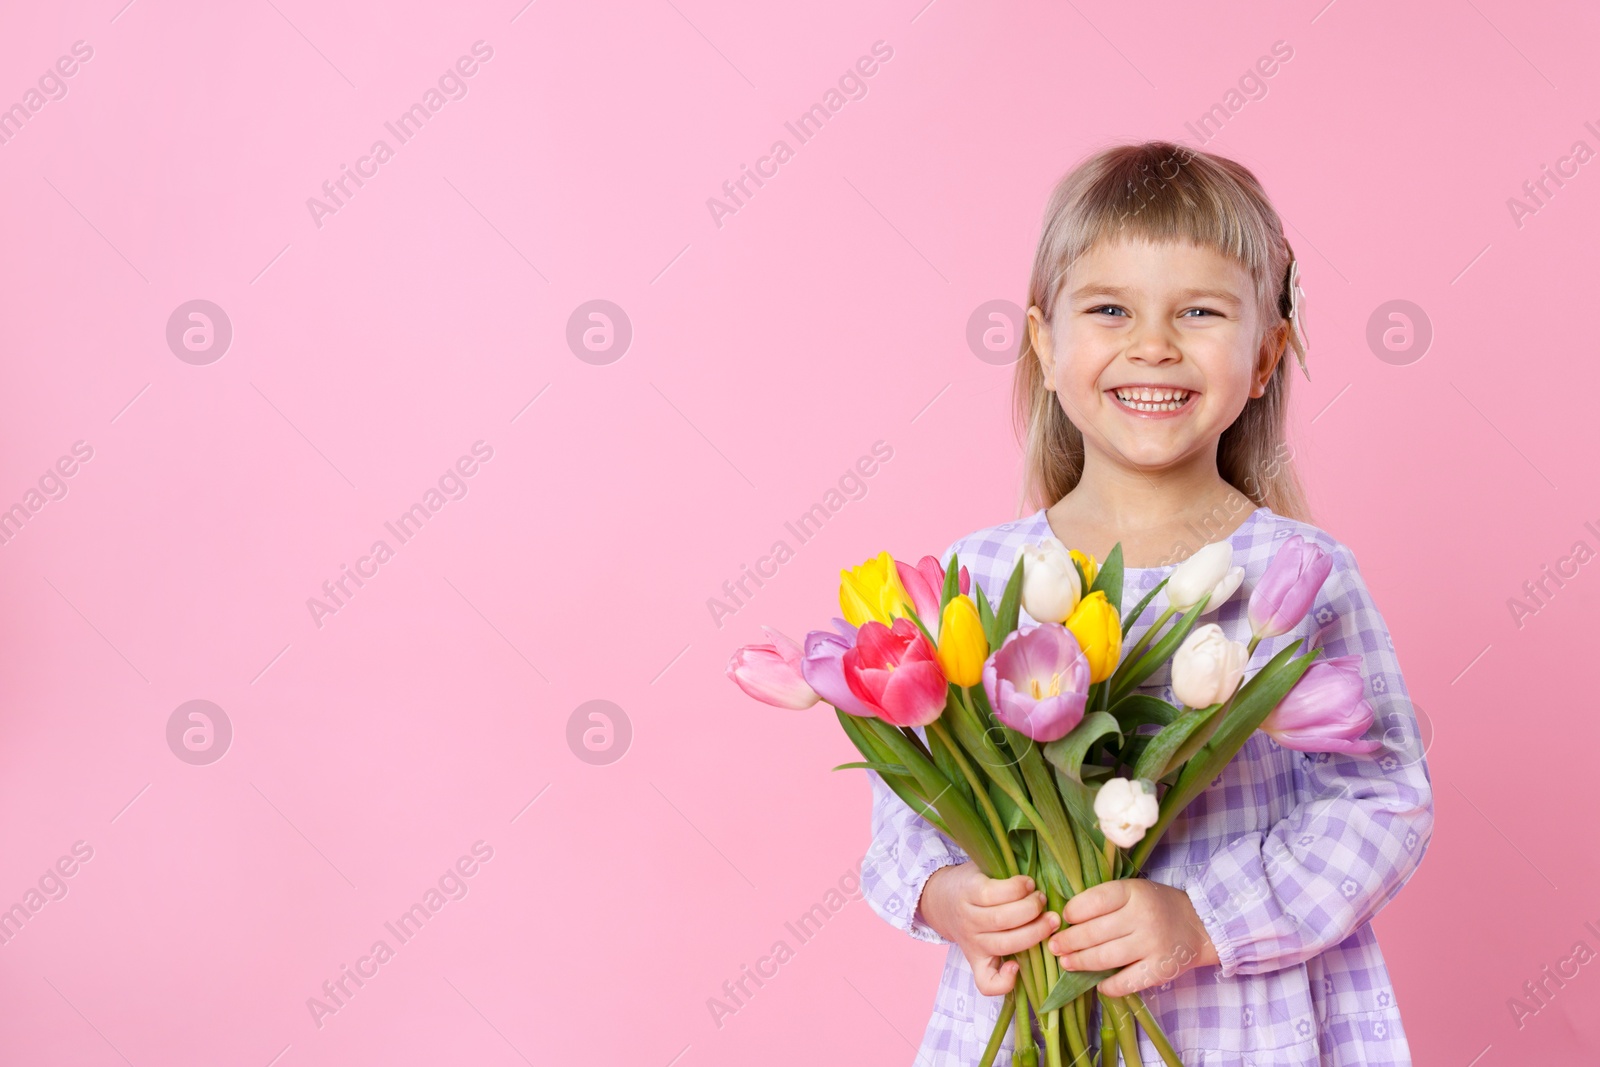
[919,862,1061,996]
[1047,879,1220,997]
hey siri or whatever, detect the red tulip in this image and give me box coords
[842,616,949,727]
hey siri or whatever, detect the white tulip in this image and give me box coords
[1171,623,1249,708]
[1200,566,1246,616]
[1166,541,1234,611]
[1014,537,1081,623]
[1094,777,1160,849]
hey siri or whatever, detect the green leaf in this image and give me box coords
[1010,827,1037,873]
[1107,694,1180,730]
[1130,703,1223,782]
[941,550,962,614]
[834,710,953,836]
[975,576,1000,651]
[928,724,976,806]
[1038,967,1120,1013]
[1043,712,1123,783]
[1107,591,1213,706]
[986,777,1029,832]
[1051,764,1102,852]
[831,760,911,775]
[1120,576,1169,637]
[1089,542,1124,616]
[1181,644,1322,788]
[995,555,1027,640]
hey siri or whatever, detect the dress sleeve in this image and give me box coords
[859,537,974,945]
[1182,541,1436,978]
[861,769,972,944]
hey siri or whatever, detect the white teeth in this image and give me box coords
[1113,387,1190,412]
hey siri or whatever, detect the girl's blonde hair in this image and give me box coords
[1015,140,1314,525]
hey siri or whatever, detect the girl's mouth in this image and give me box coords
[1107,386,1197,418]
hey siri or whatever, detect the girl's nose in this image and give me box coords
[1126,326,1182,364]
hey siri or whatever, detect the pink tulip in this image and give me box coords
[1261,654,1382,754]
[726,627,820,709]
[1248,534,1334,639]
[843,616,949,727]
[895,556,972,634]
[981,622,1091,743]
[800,620,874,717]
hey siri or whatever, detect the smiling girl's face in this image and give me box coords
[1029,237,1285,476]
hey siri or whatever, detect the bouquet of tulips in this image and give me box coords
[727,531,1381,1067]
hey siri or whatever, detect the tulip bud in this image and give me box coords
[727,627,822,709]
[1248,535,1334,639]
[839,551,917,628]
[1166,541,1233,611]
[1261,654,1383,754]
[1094,777,1160,849]
[1171,623,1249,708]
[936,595,988,687]
[1200,566,1246,616]
[1069,548,1098,592]
[1015,538,1081,624]
[1064,590,1121,683]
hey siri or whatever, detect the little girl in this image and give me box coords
[862,141,1435,1066]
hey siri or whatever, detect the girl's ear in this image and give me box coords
[1028,305,1056,389]
[1252,322,1290,397]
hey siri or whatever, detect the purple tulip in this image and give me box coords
[1248,534,1334,639]
[1261,654,1381,754]
[800,623,874,717]
[981,623,1091,742]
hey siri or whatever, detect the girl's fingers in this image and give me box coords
[1047,908,1134,957]
[974,890,1048,932]
[971,954,1019,997]
[976,908,1060,956]
[973,873,1036,907]
[1057,930,1141,974]
[1098,955,1160,998]
[1060,880,1131,925]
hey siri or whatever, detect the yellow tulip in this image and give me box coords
[1070,549,1099,592]
[1065,589,1121,683]
[839,551,916,628]
[936,595,988,686]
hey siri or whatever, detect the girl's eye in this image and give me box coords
[1089,305,1128,317]
[1181,308,1220,318]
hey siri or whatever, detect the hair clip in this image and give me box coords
[1286,259,1311,382]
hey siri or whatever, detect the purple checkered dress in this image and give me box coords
[861,506,1435,1066]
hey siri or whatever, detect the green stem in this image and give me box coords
[1108,996,1144,1066]
[1126,993,1183,1067]
[1015,977,1040,1067]
[1117,605,1176,675]
[929,720,1017,872]
[1099,993,1116,1066]
[978,990,1016,1067]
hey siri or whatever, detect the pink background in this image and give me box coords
[1,0,1596,1064]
